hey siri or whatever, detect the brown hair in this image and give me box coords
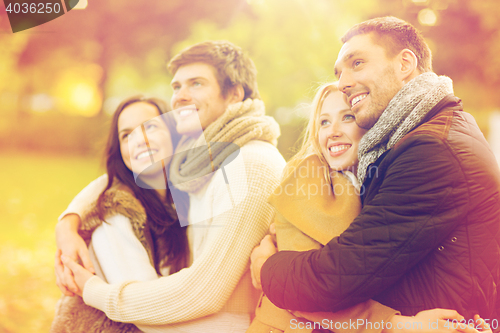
[97,95,189,274]
[342,16,432,73]
[167,40,260,100]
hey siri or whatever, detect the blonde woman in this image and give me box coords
[248,82,488,333]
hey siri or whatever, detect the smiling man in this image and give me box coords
[256,16,500,323]
[53,41,286,332]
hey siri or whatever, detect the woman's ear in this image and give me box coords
[398,49,419,83]
[227,84,245,103]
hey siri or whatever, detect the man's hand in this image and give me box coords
[55,214,94,296]
[60,254,95,297]
[250,234,277,290]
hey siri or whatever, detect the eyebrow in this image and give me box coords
[334,51,362,77]
[170,76,207,86]
[319,109,352,117]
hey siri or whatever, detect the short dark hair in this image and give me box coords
[167,40,260,100]
[342,16,432,73]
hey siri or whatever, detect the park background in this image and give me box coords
[1,0,500,331]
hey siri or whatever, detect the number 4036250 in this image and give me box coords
[5,2,62,14]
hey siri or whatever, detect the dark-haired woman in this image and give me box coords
[52,96,238,332]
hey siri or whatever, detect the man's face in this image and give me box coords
[170,62,231,136]
[334,33,404,129]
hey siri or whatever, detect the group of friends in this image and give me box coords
[50,16,500,333]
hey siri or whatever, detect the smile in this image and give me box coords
[350,93,368,107]
[135,149,158,160]
[329,144,351,154]
[176,105,197,118]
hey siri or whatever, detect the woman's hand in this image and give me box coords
[250,234,277,290]
[55,214,95,296]
[385,309,490,333]
[473,314,492,333]
[60,254,95,297]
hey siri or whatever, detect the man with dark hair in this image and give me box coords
[54,40,286,331]
[254,16,500,323]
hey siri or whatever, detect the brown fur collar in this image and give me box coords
[51,185,151,333]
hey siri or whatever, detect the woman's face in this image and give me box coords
[118,102,173,177]
[318,90,368,172]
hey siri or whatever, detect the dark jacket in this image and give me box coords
[261,96,500,321]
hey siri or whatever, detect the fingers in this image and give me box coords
[437,309,464,322]
[54,249,74,296]
[261,234,275,248]
[61,254,81,272]
[473,315,491,332]
[250,262,262,290]
[78,247,95,274]
[455,322,481,333]
[269,223,276,235]
[59,255,80,294]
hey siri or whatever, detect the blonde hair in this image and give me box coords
[283,82,340,182]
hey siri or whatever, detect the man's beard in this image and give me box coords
[355,66,402,130]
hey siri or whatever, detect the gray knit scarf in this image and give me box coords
[169,98,280,193]
[357,72,454,184]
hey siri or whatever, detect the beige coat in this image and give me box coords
[247,155,398,333]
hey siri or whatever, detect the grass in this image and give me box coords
[0,151,103,333]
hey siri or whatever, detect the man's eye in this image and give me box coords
[354,60,362,67]
[172,85,180,91]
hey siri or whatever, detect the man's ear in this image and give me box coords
[398,49,419,83]
[227,84,245,103]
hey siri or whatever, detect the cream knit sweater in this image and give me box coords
[60,140,286,326]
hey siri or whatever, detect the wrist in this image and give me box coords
[56,214,81,240]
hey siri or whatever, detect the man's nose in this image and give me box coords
[172,85,191,106]
[337,70,354,96]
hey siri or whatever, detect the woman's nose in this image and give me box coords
[128,129,149,148]
[327,122,343,138]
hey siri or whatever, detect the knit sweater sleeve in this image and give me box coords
[83,142,286,325]
[58,174,108,231]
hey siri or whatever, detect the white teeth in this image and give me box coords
[329,145,350,153]
[179,109,194,117]
[351,94,367,106]
[136,150,157,160]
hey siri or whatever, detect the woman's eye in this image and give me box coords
[193,81,201,87]
[145,123,158,131]
[343,114,355,121]
[121,133,129,140]
[320,119,330,126]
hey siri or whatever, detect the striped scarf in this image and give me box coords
[357,72,454,184]
[169,98,280,193]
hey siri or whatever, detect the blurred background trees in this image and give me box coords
[1,0,499,158]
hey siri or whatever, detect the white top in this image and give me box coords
[60,140,286,326]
